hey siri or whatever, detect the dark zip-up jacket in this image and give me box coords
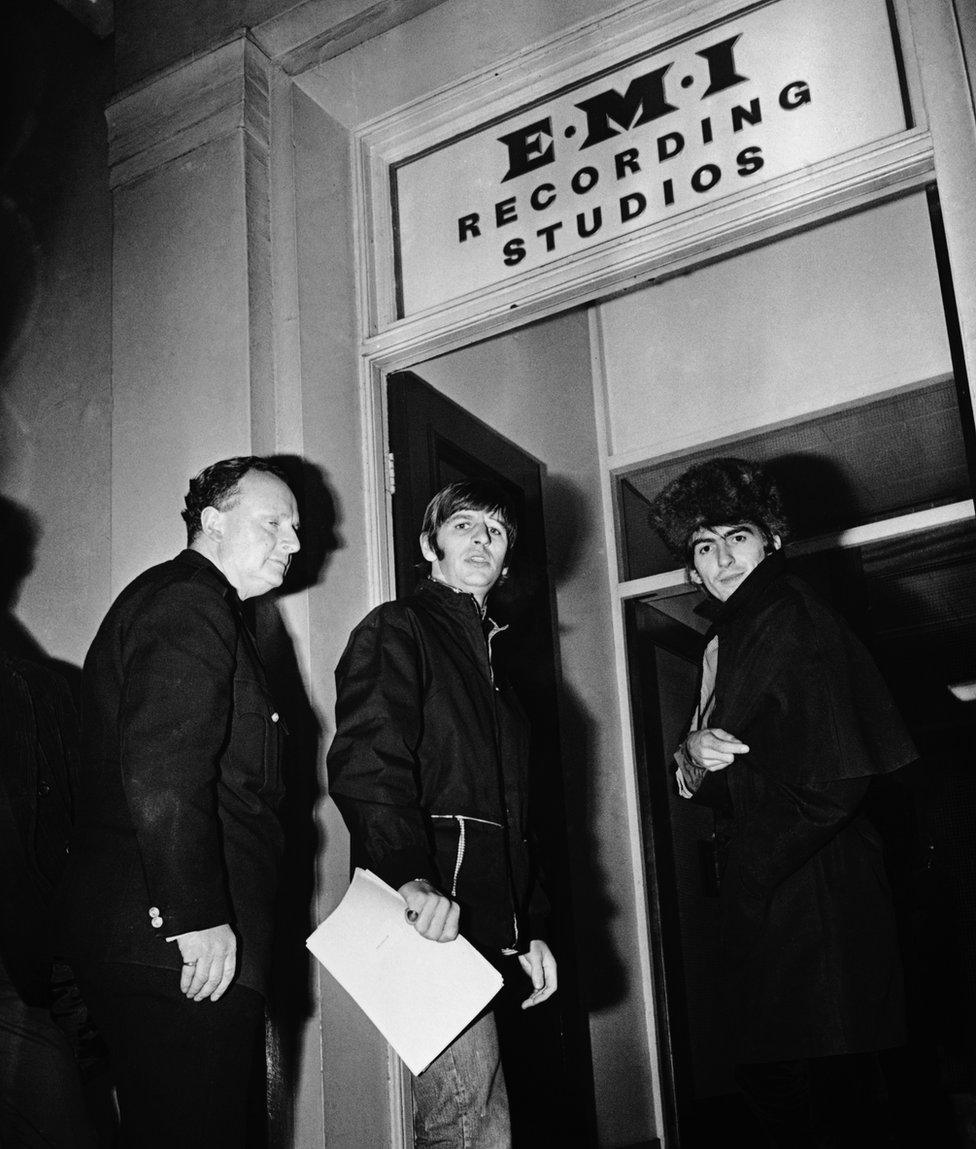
[327,578,546,955]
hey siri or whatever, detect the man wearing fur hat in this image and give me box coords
[650,457,916,1148]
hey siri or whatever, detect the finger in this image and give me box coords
[416,895,448,940]
[528,959,545,991]
[710,730,750,751]
[211,951,236,1002]
[194,956,223,1002]
[440,901,461,942]
[703,752,737,769]
[180,958,198,995]
[185,954,213,998]
[529,980,558,1006]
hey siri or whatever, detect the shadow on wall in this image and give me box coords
[543,473,629,1017]
[0,494,82,698]
[255,454,343,1149]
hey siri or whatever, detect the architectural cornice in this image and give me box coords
[252,0,452,76]
[107,35,272,189]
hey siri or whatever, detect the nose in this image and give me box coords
[280,524,300,553]
[471,519,491,546]
[716,540,734,567]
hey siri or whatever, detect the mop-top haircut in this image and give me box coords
[649,456,789,562]
[181,456,289,545]
[420,479,519,561]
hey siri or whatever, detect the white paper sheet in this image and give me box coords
[306,868,504,1074]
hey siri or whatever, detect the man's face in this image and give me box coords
[208,471,300,600]
[420,508,509,605]
[689,522,779,602]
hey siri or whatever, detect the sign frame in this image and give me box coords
[355,0,929,340]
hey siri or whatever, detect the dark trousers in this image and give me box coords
[0,955,96,1148]
[736,1053,895,1149]
[78,963,264,1149]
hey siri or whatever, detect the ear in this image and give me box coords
[199,505,224,539]
[688,569,703,585]
[770,534,782,551]
[419,532,436,562]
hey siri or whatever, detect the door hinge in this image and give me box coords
[384,451,396,495]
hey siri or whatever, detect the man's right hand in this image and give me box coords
[171,924,237,1002]
[684,727,750,772]
[398,879,460,942]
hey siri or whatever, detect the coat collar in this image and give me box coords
[695,547,786,630]
[174,549,241,608]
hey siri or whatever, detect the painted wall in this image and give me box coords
[599,191,952,463]
[0,1,113,673]
[289,86,394,1149]
[111,133,254,593]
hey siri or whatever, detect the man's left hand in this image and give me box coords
[518,939,557,1009]
[171,923,237,1002]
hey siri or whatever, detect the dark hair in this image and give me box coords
[420,479,519,560]
[649,456,788,561]
[181,456,289,544]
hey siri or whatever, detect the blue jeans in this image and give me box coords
[412,1010,511,1148]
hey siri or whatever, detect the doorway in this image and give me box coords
[614,191,976,1146]
[624,526,976,1146]
[386,369,597,1145]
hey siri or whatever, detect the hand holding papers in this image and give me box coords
[306,869,504,1074]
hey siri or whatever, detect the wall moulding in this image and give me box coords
[252,0,454,76]
[107,35,273,189]
[358,131,934,362]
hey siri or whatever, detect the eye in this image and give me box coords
[489,525,503,537]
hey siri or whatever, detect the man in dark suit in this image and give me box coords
[59,456,300,1147]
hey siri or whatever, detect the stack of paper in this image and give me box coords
[306,868,504,1074]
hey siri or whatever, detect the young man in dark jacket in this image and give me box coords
[328,479,556,1148]
[650,457,916,1149]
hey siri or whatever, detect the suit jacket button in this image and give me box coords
[148,907,160,917]
[271,712,279,722]
[151,916,163,928]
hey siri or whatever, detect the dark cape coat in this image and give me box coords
[691,550,916,1063]
[58,550,286,995]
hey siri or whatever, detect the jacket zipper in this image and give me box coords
[431,813,503,896]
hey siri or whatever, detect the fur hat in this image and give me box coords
[649,456,789,558]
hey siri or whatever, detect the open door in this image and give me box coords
[387,370,596,1146]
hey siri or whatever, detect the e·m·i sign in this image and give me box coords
[390,0,907,318]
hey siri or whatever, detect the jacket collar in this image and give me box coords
[415,576,504,632]
[695,547,786,629]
